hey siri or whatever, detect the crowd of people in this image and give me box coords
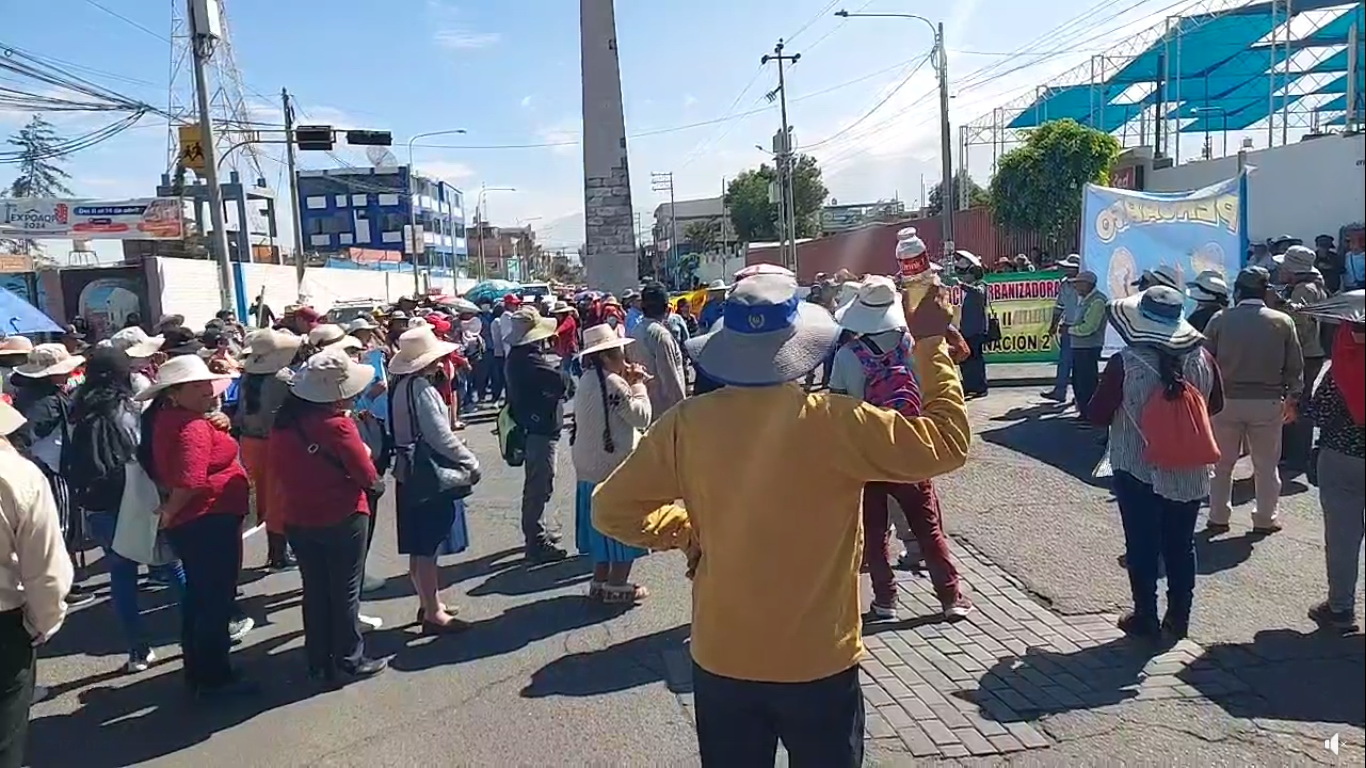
[0,233,1361,765]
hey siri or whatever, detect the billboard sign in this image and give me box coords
[0,198,184,240]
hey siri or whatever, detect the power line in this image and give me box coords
[802,53,935,150]
[81,0,170,43]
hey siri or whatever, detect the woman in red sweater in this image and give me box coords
[135,355,253,699]
[272,348,386,683]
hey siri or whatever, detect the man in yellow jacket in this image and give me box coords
[593,273,970,767]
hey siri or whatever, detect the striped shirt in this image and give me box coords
[1097,346,1220,503]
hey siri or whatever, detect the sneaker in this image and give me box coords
[1117,611,1161,638]
[339,657,388,679]
[526,541,568,564]
[1040,390,1066,402]
[942,598,974,622]
[125,649,156,674]
[864,602,897,622]
[65,590,96,609]
[1308,602,1360,633]
[228,617,255,643]
[357,614,383,632]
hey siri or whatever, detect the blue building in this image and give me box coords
[295,165,467,274]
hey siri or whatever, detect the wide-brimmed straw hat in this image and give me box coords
[954,251,983,270]
[1132,264,1181,290]
[1300,288,1364,325]
[1186,270,1230,302]
[346,317,378,333]
[0,335,34,362]
[389,326,459,376]
[0,399,24,437]
[506,307,557,347]
[578,323,634,357]
[14,343,85,378]
[1106,285,1203,351]
[134,354,233,402]
[308,323,362,351]
[734,263,794,281]
[109,326,165,359]
[835,276,906,335]
[290,347,375,404]
[1273,244,1320,276]
[684,273,840,387]
[242,329,305,375]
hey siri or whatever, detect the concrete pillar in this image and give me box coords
[580,0,638,295]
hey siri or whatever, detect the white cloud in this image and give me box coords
[537,119,581,157]
[434,30,501,50]
[520,95,534,109]
[683,94,699,108]
[415,160,476,184]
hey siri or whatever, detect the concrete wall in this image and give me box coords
[154,258,470,328]
[1147,133,1365,242]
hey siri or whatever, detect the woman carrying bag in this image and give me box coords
[388,326,482,634]
[272,348,387,683]
[65,348,186,674]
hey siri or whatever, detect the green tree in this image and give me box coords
[926,172,989,216]
[683,219,721,253]
[725,154,828,242]
[988,119,1119,242]
[3,114,73,254]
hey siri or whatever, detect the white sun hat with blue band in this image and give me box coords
[684,273,841,387]
[1106,285,1203,351]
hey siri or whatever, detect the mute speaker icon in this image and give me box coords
[1324,733,1340,755]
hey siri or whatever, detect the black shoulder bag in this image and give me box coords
[387,376,473,507]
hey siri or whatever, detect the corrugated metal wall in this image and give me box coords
[746,207,1079,283]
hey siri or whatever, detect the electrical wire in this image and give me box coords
[80,0,170,43]
[801,53,934,150]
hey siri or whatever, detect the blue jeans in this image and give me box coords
[1051,331,1073,398]
[1113,471,1199,627]
[85,511,186,656]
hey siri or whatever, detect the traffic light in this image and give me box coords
[295,125,334,151]
[346,130,393,146]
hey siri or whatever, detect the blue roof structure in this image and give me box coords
[1003,0,1364,135]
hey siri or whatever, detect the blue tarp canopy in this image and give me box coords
[0,286,61,335]
[1005,1,1364,134]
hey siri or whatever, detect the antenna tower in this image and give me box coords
[164,0,269,180]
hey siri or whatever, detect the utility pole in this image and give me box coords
[651,171,677,286]
[763,40,800,272]
[282,88,306,288]
[933,22,954,255]
[188,0,236,313]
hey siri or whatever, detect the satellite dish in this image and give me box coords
[366,146,398,167]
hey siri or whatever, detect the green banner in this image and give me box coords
[946,270,1063,364]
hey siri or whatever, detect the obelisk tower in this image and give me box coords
[580,0,638,294]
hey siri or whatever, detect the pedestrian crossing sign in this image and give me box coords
[178,124,206,173]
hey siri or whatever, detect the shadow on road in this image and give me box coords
[369,594,631,672]
[979,403,1108,487]
[27,629,315,768]
[955,637,1164,722]
[520,624,692,699]
[467,555,594,597]
[1188,628,1366,729]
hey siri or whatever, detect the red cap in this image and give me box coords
[502,294,521,307]
[293,306,322,326]
[425,315,453,336]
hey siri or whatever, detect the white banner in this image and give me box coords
[0,198,184,240]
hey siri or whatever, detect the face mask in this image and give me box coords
[607,317,619,328]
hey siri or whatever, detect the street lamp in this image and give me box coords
[475,184,516,281]
[836,8,955,254]
[406,128,467,295]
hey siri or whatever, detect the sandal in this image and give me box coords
[587,581,606,600]
[415,604,458,624]
[601,584,649,605]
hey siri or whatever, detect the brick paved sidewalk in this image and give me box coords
[665,537,1359,763]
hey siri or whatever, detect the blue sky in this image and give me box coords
[2,0,1271,253]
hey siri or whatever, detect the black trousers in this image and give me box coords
[364,487,383,564]
[692,662,864,767]
[287,514,368,673]
[961,334,989,394]
[1071,346,1102,415]
[1282,356,1324,472]
[166,513,244,690]
[0,609,34,768]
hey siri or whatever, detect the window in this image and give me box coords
[381,212,407,232]
[319,213,351,234]
[305,217,324,236]
[351,194,367,206]
[335,195,348,208]
[378,193,400,207]
[305,196,327,210]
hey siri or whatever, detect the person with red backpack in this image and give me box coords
[829,276,973,623]
[1087,285,1225,640]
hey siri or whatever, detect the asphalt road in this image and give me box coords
[28,380,1365,767]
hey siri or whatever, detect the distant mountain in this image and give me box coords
[537,211,585,248]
